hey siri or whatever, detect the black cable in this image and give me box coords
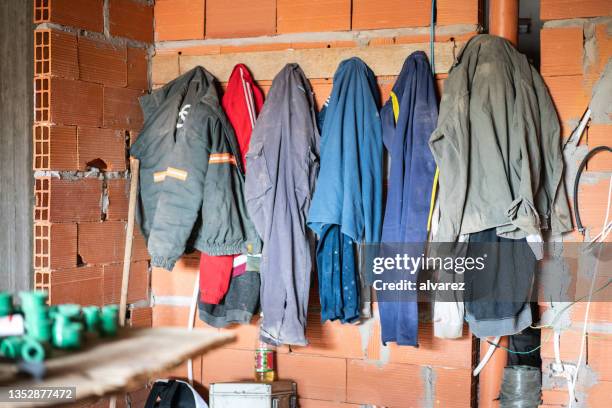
[573,145,612,233]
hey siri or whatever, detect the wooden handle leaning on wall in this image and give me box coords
[119,157,140,327]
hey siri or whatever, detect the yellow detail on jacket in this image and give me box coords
[166,167,188,181]
[153,171,166,183]
[209,153,237,165]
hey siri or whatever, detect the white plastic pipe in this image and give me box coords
[473,336,502,377]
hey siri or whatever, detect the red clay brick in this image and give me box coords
[153,305,191,327]
[289,42,333,49]
[367,320,474,369]
[106,178,129,221]
[78,221,127,264]
[434,366,474,408]
[394,32,477,45]
[77,127,126,171]
[576,177,612,240]
[153,304,218,332]
[51,263,103,284]
[437,0,482,26]
[102,260,149,304]
[78,36,127,87]
[48,178,103,223]
[201,348,254,384]
[299,400,361,408]
[34,124,79,170]
[177,45,222,56]
[346,360,424,406]
[109,0,154,43]
[541,388,570,406]
[162,356,204,386]
[49,277,104,306]
[151,255,199,297]
[219,318,263,351]
[34,29,79,79]
[544,75,590,125]
[129,306,153,328]
[215,320,285,351]
[352,0,430,30]
[587,380,612,407]
[78,221,149,265]
[103,86,144,129]
[541,0,612,20]
[587,332,611,382]
[48,125,79,169]
[291,314,365,359]
[541,328,583,361]
[347,360,472,407]
[33,223,51,270]
[49,265,104,306]
[586,125,612,171]
[277,0,351,34]
[205,0,276,38]
[276,353,346,400]
[155,0,205,41]
[369,37,396,46]
[34,76,51,123]
[50,223,78,270]
[35,0,104,32]
[127,47,149,90]
[33,222,78,270]
[50,78,104,127]
[132,228,150,261]
[540,27,584,77]
[34,177,51,223]
[219,43,291,54]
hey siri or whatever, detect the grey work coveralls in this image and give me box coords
[245,64,320,346]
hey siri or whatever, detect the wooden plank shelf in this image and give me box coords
[0,327,234,407]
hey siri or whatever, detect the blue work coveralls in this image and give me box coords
[378,51,438,346]
[308,57,383,323]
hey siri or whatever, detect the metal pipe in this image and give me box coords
[489,0,519,46]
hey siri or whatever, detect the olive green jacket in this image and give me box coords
[429,35,572,241]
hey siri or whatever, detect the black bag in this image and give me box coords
[144,379,208,408]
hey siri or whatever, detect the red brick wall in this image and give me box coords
[32,0,153,322]
[539,1,612,407]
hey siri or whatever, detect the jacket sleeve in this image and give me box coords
[531,67,573,235]
[147,108,212,271]
[428,67,471,242]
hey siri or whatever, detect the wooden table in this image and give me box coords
[0,327,234,407]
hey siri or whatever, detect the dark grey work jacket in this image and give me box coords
[131,66,261,270]
[429,35,573,241]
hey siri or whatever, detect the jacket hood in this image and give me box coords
[307,56,383,243]
[139,66,219,122]
[451,34,521,75]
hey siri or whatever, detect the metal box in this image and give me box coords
[209,381,296,408]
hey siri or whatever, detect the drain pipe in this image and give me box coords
[477,2,518,406]
[489,0,519,46]
[478,337,508,408]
